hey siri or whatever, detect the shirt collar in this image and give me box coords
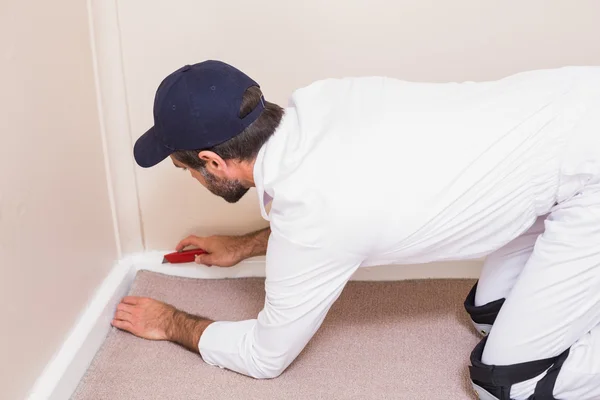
[253,144,270,220]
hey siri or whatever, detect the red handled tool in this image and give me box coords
[162,248,207,264]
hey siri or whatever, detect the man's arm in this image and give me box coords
[111,296,214,353]
[168,310,214,352]
[198,230,363,378]
[238,227,271,258]
[175,227,271,267]
[113,229,362,379]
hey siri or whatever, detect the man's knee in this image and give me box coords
[469,337,570,400]
[464,281,505,336]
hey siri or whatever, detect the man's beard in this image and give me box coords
[199,167,249,203]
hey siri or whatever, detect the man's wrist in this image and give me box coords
[239,227,270,259]
[167,309,213,352]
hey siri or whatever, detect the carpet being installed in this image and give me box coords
[73,271,480,400]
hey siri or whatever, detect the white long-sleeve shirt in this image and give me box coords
[198,66,600,378]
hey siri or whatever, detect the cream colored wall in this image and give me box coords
[0,1,118,399]
[116,0,600,250]
[0,2,596,397]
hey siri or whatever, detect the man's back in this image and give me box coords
[257,66,600,263]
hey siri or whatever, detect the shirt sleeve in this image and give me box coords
[198,230,363,379]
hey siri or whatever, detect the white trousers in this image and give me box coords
[475,183,600,399]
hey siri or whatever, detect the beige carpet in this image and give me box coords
[72,271,480,400]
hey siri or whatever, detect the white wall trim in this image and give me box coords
[87,0,144,255]
[27,259,137,400]
[131,251,483,281]
[27,252,481,399]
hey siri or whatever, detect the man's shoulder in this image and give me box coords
[294,75,390,94]
[294,75,404,102]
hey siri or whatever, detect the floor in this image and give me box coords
[73,271,480,400]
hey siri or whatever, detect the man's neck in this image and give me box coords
[235,157,257,187]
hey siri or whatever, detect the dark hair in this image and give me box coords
[173,86,284,169]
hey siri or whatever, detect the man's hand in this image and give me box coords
[176,227,271,267]
[112,296,213,352]
[112,296,178,340]
[112,296,174,340]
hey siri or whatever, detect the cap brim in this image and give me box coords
[134,127,174,168]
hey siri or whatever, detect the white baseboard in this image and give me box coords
[27,259,137,400]
[131,250,483,281]
[27,252,482,400]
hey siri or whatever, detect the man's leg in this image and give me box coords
[464,216,545,336]
[554,322,600,399]
[470,184,600,399]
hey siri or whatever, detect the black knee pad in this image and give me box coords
[464,281,505,336]
[469,337,570,400]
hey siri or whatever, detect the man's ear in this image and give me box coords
[198,151,227,175]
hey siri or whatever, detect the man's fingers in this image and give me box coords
[195,254,214,267]
[175,236,194,251]
[176,235,204,252]
[112,319,134,331]
[122,296,140,305]
[115,310,131,321]
[117,303,135,313]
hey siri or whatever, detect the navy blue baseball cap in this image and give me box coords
[134,60,264,168]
